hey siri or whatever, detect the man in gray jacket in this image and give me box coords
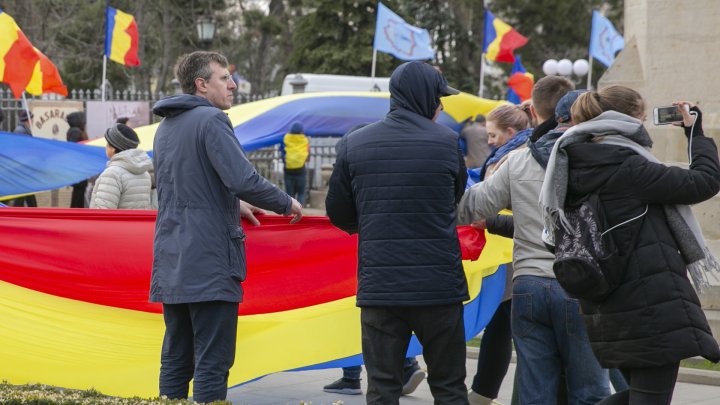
[150,51,302,403]
[458,76,609,404]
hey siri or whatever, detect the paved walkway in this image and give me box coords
[227,356,720,405]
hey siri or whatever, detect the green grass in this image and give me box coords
[680,358,720,371]
[467,337,481,348]
[0,382,230,405]
[0,382,345,405]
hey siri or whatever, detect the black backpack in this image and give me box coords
[552,193,645,301]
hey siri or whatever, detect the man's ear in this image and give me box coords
[530,104,538,121]
[195,77,206,94]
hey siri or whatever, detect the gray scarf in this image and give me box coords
[540,110,720,292]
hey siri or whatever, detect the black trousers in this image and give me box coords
[160,301,239,403]
[472,299,512,398]
[70,180,87,208]
[597,363,679,405]
[11,195,37,207]
[361,303,469,405]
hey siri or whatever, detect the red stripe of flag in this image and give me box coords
[495,29,528,63]
[36,50,68,96]
[508,72,533,102]
[0,210,485,315]
[3,29,40,97]
[124,19,140,66]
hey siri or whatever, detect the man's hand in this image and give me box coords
[240,200,265,226]
[470,219,487,230]
[287,197,303,224]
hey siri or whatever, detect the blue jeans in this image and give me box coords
[284,170,307,206]
[512,275,609,405]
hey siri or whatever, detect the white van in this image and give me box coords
[280,73,390,96]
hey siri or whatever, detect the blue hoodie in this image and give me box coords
[150,94,291,304]
[326,62,469,306]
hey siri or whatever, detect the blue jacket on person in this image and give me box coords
[150,94,291,304]
[325,62,469,307]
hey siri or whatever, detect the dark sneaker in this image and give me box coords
[323,377,362,395]
[401,366,426,395]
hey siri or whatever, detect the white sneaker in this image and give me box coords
[468,390,503,405]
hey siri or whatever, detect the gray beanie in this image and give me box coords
[105,124,140,151]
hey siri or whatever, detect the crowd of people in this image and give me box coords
[326,62,719,405]
[3,51,719,405]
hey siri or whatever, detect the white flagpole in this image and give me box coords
[587,55,593,90]
[21,92,32,135]
[371,48,378,79]
[477,54,486,97]
[102,55,107,102]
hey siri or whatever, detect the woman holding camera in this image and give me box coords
[541,85,720,404]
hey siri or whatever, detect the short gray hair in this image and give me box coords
[174,51,229,94]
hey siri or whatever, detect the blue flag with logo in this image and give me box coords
[373,2,434,61]
[589,10,624,67]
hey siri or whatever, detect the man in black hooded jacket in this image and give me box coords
[325,61,469,404]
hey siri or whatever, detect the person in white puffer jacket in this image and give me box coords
[90,123,154,209]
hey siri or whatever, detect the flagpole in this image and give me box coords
[480,0,488,97]
[101,55,107,102]
[21,92,32,135]
[102,0,109,102]
[478,54,486,97]
[586,55,593,90]
[371,48,377,79]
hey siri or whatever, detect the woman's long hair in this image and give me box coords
[487,103,532,132]
[571,85,645,123]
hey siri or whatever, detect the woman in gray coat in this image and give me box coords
[90,124,153,209]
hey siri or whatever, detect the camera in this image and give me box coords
[653,105,686,125]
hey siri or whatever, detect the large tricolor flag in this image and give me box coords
[507,56,534,104]
[373,2,434,61]
[0,9,41,97]
[105,6,140,66]
[483,10,528,63]
[0,209,512,397]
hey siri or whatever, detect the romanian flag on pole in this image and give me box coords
[26,47,68,97]
[483,10,528,63]
[507,56,534,104]
[105,6,140,66]
[0,9,41,97]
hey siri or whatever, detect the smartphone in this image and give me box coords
[653,105,684,125]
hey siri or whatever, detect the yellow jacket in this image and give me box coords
[283,133,309,170]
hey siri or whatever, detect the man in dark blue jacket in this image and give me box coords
[326,61,469,404]
[150,51,302,403]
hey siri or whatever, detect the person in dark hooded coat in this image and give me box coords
[325,61,469,404]
[66,111,89,207]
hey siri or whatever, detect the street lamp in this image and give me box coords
[196,15,216,48]
[542,58,590,87]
